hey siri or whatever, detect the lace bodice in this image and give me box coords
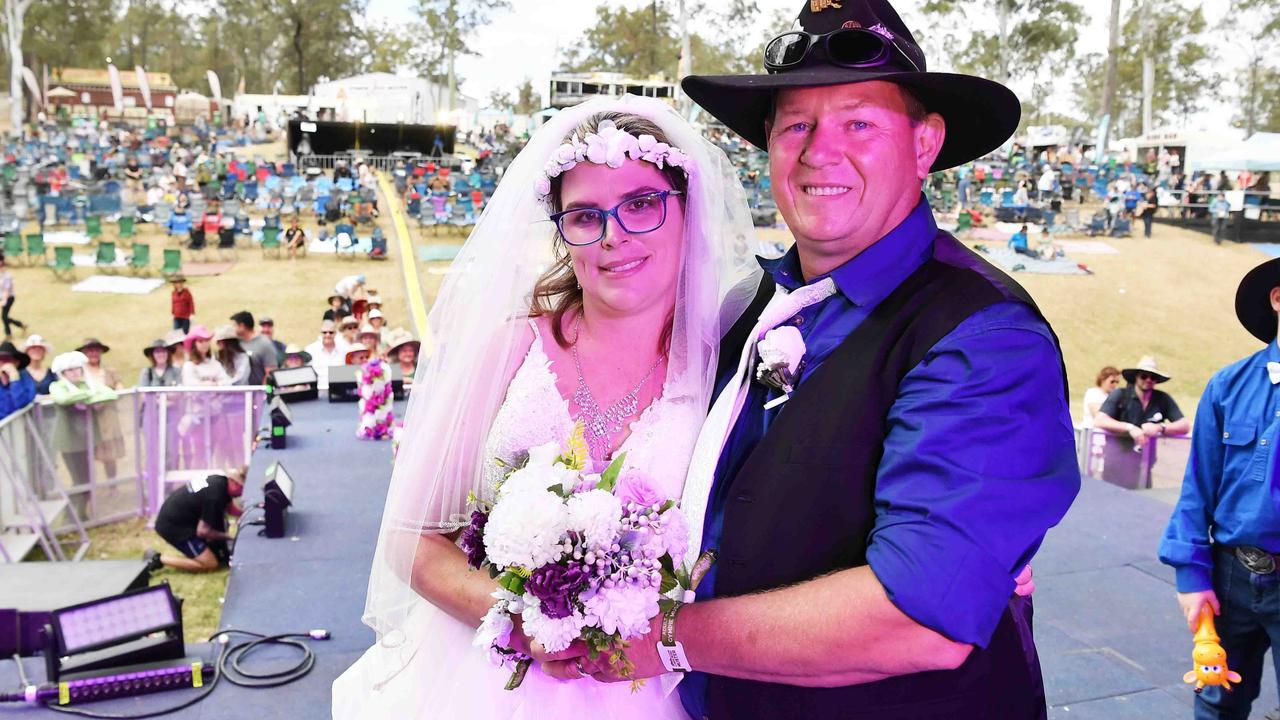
[480,321,703,502]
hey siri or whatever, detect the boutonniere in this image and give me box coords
[755,325,806,410]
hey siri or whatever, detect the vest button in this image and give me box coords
[790,315,805,327]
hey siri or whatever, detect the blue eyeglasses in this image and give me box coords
[549,190,684,246]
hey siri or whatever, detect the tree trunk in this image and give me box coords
[293,16,305,94]
[1099,0,1122,154]
[5,0,28,138]
[995,0,1011,85]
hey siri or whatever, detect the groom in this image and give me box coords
[555,1,1081,717]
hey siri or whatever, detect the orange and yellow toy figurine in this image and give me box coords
[1184,605,1242,693]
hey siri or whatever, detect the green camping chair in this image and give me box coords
[3,232,21,262]
[130,243,150,274]
[51,246,74,280]
[85,215,103,240]
[118,216,136,240]
[95,241,118,273]
[956,212,973,232]
[261,226,282,258]
[25,233,46,266]
[160,248,182,277]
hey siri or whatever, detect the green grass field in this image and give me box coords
[25,160,1271,644]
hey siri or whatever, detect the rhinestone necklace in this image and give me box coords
[570,317,665,460]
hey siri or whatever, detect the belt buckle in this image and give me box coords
[1235,546,1277,574]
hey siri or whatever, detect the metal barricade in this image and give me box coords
[1077,426,1192,490]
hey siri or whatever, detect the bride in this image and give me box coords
[332,96,760,718]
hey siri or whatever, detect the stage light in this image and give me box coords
[271,366,319,402]
[263,462,295,539]
[43,584,188,683]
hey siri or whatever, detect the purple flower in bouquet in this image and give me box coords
[460,510,488,569]
[526,563,589,619]
[616,472,663,509]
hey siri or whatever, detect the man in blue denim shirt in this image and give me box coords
[1159,256,1280,719]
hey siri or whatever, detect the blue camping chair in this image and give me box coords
[1000,189,1015,206]
[315,177,333,195]
[168,212,192,236]
[336,177,354,192]
[244,181,259,201]
[281,163,296,177]
[263,175,281,193]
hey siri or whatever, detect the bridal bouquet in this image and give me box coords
[461,424,691,690]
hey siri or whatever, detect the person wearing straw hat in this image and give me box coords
[384,329,420,382]
[0,340,35,421]
[163,328,188,368]
[280,344,312,369]
[1159,257,1280,719]
[149,465,246,573]
[337,314,359,348]
[21,335,55,395]
[139,339,181,387]
[1093,356,1189,449]
[601,1,1079,716]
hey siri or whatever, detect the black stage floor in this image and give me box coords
[0,399,399,719]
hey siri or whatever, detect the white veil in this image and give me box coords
[361,95,761,674]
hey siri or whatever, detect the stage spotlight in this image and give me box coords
[267,396,294,449]
[263,462,296,539]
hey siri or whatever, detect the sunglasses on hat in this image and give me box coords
[764,28,921,74]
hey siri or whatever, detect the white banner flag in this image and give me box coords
[135,66,152,109]
[107,64,124,111]
[20,66,41,107]
[206,70,222,100]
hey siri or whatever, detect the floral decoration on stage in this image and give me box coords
[356,357,395,440]
[463,423,693,690]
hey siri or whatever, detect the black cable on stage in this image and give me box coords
[11,627,329,719]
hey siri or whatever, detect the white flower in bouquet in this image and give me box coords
[582,584,660,639]
[484,489,570,569]
[499,442,579,497]
[659,506,690,565]
[758,325,806,376]
[474,601,515,650]
[521,598,587,653]
[567,489,623,551]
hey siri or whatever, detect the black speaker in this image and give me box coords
[267,396,293,449]
[327,364,405,402]
[270,366,319,402]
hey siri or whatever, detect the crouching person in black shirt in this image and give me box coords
[149,466,246,573]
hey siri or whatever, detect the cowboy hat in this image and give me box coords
[681,0,1019,172]
[77,338,110,353]
[1122,356,1171,384]
[1235,257,1280,344]
[368,309,385,321]
[168,274,187,283]
[184,324,214,350]
[21,335,52,354]
[163,329,187,349]
[385,329,420,357]
[0,340,31,370]
[282,343,312,364]
[142,339,171,358]
[358,323,380,340]
[339,315,359,328]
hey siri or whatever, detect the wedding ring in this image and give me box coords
[574,658,585,676]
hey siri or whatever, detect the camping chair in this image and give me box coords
[50,246,74,280]
[1110,217,1132,237]
[160,248,182,277]
[187,227,209,261]
[25,233,46,266]
[334,223,359,259]
[261,226,282,258]
[85,214,103,241]
[3,231,21,262]
[129,242,150,274]
[117,215,136,241]
[216,226,237,260]
[95,241,118,273]
[368,228,388,260]
[955,213,973,233]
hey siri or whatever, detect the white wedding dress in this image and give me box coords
[333,321,700,719]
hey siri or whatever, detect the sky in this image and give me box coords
[365,0,1240,133]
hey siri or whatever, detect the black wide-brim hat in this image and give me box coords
[0,340,30,370]
[1235,257,1280,344]
[682,0,1020,172]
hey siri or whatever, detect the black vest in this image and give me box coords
[704,233,1060,719]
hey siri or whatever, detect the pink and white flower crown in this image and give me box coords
[534,119,690,202]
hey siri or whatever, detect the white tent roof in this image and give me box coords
[1186,132,1280,172]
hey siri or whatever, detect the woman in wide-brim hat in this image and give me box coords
[281,343,313,368]
[384,329,420,381]
[212,324,250,385]
[73,337,126,478]
[163,328,188,366]
[21,334,54,395]
[140,339,180,387]
[1121,356,1171,384]
[681,0,1020,173]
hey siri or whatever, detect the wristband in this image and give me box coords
[656,602,693,673]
